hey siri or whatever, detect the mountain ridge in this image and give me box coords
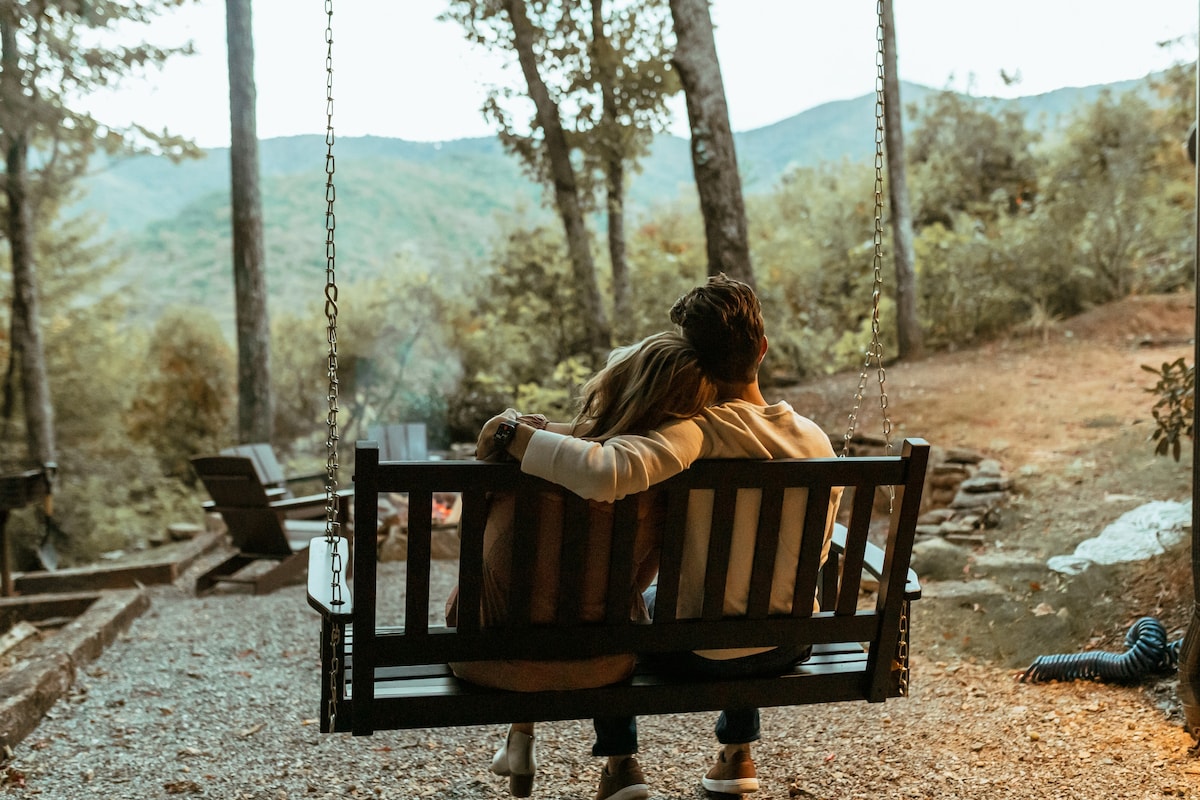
[74,76,1149,327]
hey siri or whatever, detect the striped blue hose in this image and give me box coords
[1020,616,1182,684]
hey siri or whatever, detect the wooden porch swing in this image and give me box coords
[305,0,929,740]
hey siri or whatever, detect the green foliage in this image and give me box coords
[912,221,1026,346]
[440,68,1195,427]
[336,271,459,447]
[40,208,145,446]
[907,91,1039,230]
[445,216,711,435]
[1035,90,1186,304]
[749,164,882,377]
[1144,357,1194,461]
[514,356,595,422]
[34,431,200,568]
[126,307,236,479]
[0,0,201,193]
[269,308,328,456]
[619,202,708,335]
[0,8,1192,573]
[443,0,678,208]
[445,226,596,438]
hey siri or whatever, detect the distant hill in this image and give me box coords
[74,77,1150,329]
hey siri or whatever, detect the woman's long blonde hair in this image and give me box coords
[572,332,716,440]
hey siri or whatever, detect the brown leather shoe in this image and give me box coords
[594,756,650,800]
[701,747,759,794]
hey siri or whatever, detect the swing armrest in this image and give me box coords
[831,524,922,601]
[307,536,353,618]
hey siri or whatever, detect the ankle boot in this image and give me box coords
[490,729,536,797]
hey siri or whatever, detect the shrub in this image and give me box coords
[1144,357,1194,461]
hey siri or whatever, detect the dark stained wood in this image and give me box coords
[313,439,929,735]
[191,455,351,595]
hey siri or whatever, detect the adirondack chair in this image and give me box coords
[191,455,351,595]
[220,443,326,497]
[365,423,428,461]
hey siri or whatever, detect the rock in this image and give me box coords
[918,508,957,525]
[168,523,203,542]
[969,551,1047,578]
[976,458,1004,477]
[959,475,1012,493]
[911,537,971,581]
[951,490,1008,510]
[918,577,1008,600]
[944,447,985,464]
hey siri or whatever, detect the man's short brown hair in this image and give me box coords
[669,274,764,384]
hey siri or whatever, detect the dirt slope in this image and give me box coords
[783,293,1197,676]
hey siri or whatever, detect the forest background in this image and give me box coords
[0,1,1197,572]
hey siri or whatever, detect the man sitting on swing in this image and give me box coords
[478,273,841,800]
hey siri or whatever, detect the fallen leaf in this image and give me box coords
[239,723,265,738]
[163,779,201,794]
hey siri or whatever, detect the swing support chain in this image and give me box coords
[842,0,894,460]
[322,0,343,732]
[322,0,342,603]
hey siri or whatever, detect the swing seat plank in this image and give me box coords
[308,438,928,735]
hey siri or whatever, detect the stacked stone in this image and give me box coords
[917,448,1011,545]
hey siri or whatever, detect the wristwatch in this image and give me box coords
[493,419,518,452]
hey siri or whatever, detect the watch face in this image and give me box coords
[494,421,517,448]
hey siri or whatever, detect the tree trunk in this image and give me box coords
[592,0,631,336]
[881,0,923,360]
[668,0,754,288]
[1,19,55,468]
[1177,14,1200,738]
[507,0,611,359]
[226,0,273,443]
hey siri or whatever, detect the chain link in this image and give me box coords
[323,0,342,586]
[843,0,894,460]
[895,599,910,696]
[326,621,341,730]
[322,0,343,732]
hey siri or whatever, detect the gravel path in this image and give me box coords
[3,558,1199,800]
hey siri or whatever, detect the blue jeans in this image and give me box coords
[591,587,811,756]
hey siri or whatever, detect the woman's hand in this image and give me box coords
[516,414,548,430]
[475,409,520,460]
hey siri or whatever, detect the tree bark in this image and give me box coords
[507,0,611,358]
[881,0,923,360]
[668,0,754,288]
[226,0,273,443]
[1,18,55,468]
[1177,10,1200,738]
[592,0,630,335]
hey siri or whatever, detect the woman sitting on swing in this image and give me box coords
[445,330,716,796]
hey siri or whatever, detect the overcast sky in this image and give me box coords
[82,0,1198,148]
